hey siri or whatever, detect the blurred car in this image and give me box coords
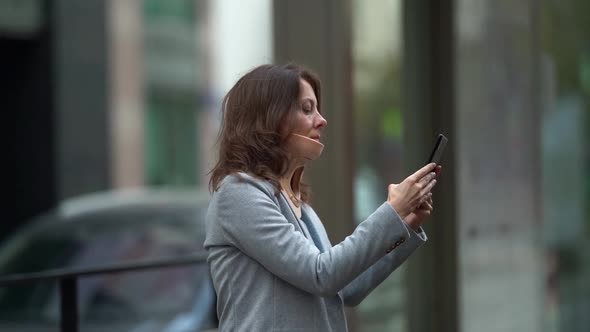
[0,188,217,332]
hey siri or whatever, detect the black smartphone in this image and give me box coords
[427,134,448,165]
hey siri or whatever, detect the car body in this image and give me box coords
[0,188,217,332]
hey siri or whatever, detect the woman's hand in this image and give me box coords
[387,163,438,219]
[404,194,433,231]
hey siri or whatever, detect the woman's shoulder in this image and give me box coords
[216,172,276,197]
[219,172,270,186]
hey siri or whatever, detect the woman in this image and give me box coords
[204,63,438,331]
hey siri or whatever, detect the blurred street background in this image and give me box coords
[1,0,589,331]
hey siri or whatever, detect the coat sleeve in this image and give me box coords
[340,216,428,306]
[213,175,413,297]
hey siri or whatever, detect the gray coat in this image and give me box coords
[204,173,427,331]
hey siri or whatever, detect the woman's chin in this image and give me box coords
[303,137,324,149]
[288,134,325,160]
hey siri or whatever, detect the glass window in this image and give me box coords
[352,0,407,330]
[143,0,203,187]
[539,1,590,331]
[456,1,541,331]
[456,0,590,331]
[110,0,273,189]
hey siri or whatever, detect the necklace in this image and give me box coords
[280,165,304,209]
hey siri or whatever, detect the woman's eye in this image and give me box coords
[302,104,313,113]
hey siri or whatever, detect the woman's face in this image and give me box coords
[289,79,327,143]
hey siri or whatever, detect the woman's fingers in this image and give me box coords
[419,177,437,197]
[417,200,433,213]
[435,165,443,177]
[389,163,438,218]
[408,163,437,183]
[422,202,433,214]
[418,171,437,188]
[422,192,433,204]
[416,193,433,210]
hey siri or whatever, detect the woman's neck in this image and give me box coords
[279,158,306,208]
[279,133,324,210]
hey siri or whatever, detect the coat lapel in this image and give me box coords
[301,205,332,251]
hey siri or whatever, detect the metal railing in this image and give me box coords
[0,252,209,332]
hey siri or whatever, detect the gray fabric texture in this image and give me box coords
[204,173,427,331]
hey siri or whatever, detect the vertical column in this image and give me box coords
[53,0,110,199]
[108,0,144,188]
[274,1,356,329]
[454,1,542,331]
[1,0,56,239]
[403,0,458,331]
[274,0,355,244]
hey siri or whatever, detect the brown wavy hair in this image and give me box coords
[208,63,322,203]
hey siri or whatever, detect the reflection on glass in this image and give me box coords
[143,0,203,187]
[352,0,406,331]
[457,0,590,331]
[456,1,543,331]
[540,1,590,331]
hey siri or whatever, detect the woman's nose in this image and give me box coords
[316,113,327,129]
